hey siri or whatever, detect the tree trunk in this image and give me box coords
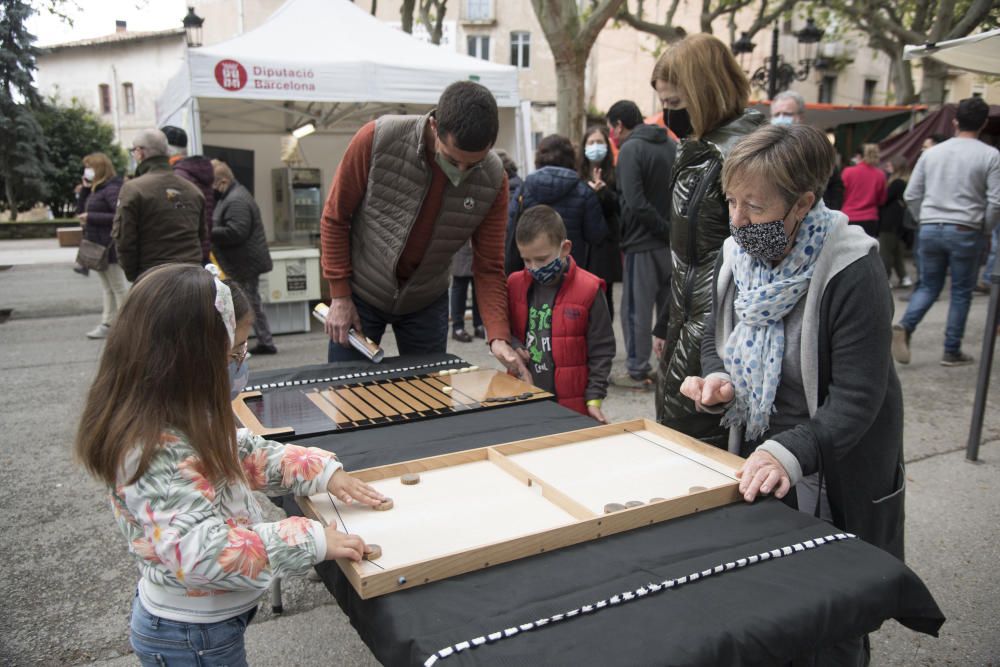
[889,52,916,104]
[919,58,948,106]
[5,175,17,222]
[554,54,587,146]
[400,0,415,32]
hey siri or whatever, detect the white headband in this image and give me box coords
[206,264,236,346]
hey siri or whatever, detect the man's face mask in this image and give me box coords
[664,107,693,139]
[435,151,473,187]
[529,255,564,285]
[771,114,795,126]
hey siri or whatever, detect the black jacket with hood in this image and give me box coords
[614,123,676,253]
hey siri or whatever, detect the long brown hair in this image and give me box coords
[650,34,749,140]
[75,264,250,487]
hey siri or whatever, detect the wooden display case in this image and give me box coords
[298,419,744,599]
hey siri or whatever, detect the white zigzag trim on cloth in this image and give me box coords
[422,533,856,667]
[244,358,465,392]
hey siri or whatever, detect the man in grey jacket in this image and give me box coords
[211,160,276,354]
[606,100,675,389]
[893,96,1000,367]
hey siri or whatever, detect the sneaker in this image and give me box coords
[250,344,277,355]
[451,329,473,343]
[86,323,110,339]
[73,264,89,277]
[974,283,991,295]
[891,324,910,365]
[941,351,974,367]
[473,325,487,339]
[900,276,913,288]
[610,372,654,391]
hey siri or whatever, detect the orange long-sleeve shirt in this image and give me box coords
[320,121,511,341]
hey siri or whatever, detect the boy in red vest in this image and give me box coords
[508,205,615,422]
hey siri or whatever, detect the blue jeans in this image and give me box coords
[327,291,449,362]
[982,225,999,283]
[899,224,986,353]
[130,593,257,666]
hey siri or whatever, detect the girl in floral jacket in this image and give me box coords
[75,264,384,666]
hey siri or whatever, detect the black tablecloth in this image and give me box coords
[256,356,944,666]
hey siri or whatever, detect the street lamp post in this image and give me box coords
[183,6,205,48]
[732,17,825,100]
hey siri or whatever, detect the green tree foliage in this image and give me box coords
[35,97,126,217]
[0,0,53,219]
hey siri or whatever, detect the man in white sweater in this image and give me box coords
[893,96,1000,367]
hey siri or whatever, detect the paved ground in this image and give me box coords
[0,238,998,665]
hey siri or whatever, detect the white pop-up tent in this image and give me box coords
[903,28,1000,76]
[156,0,527,230]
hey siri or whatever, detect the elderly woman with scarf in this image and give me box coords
[683,123,905,553]
[682,124,905,662]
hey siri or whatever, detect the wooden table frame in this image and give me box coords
[299,418,745,599]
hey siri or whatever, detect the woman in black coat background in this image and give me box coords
[76,152,127,339]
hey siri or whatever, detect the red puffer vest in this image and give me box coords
[508,256,605,415]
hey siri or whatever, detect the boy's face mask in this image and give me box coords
[529,255,565,285]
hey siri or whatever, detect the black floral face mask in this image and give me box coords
[729,206,799,261]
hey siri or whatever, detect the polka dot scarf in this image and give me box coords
[721,202,834,441]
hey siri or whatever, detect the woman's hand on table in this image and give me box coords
[736,450,791,502]
[679,375,734,411]
[327,468,384,506]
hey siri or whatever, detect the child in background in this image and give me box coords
[75,264,383,666]
[508,205,615,422]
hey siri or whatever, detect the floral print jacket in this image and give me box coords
[112,429,341,623]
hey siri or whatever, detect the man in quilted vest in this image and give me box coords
[508,206,615,421]
[321,81,528,380]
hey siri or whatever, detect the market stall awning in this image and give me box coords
[903,28,1000,76]
[748,101,925,131]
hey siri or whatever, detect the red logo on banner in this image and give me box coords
[214,60,248,91]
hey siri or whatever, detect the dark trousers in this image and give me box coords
[327,292,449,362]
[234,275,273,348]
[449,276,482,331]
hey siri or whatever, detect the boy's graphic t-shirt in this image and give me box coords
[525,283,558,395]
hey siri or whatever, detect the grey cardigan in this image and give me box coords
[702,215,905,559]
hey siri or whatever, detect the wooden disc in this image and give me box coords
[374,497,394,511]
[603,502,627,514]
[688,486,707,494]
[401,473,421,485]
[625,500,645,508]
[363,543,382,561]
[649,497,666,503]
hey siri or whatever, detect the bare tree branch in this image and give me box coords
[946,0,994,39]
[616,1,685,43]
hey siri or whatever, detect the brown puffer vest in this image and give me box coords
[349,113,505,315]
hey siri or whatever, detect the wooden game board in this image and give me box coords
[231,368,552,440]
[298,418,745,599]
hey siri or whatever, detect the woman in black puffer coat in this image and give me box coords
[505,135,607,275]
[77,152,128,340]
[649,34,765,446]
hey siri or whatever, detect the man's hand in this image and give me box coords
[679,375,734,412]
[653,336,666,359]
[324,296,362,346]
[490,339,532,383]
